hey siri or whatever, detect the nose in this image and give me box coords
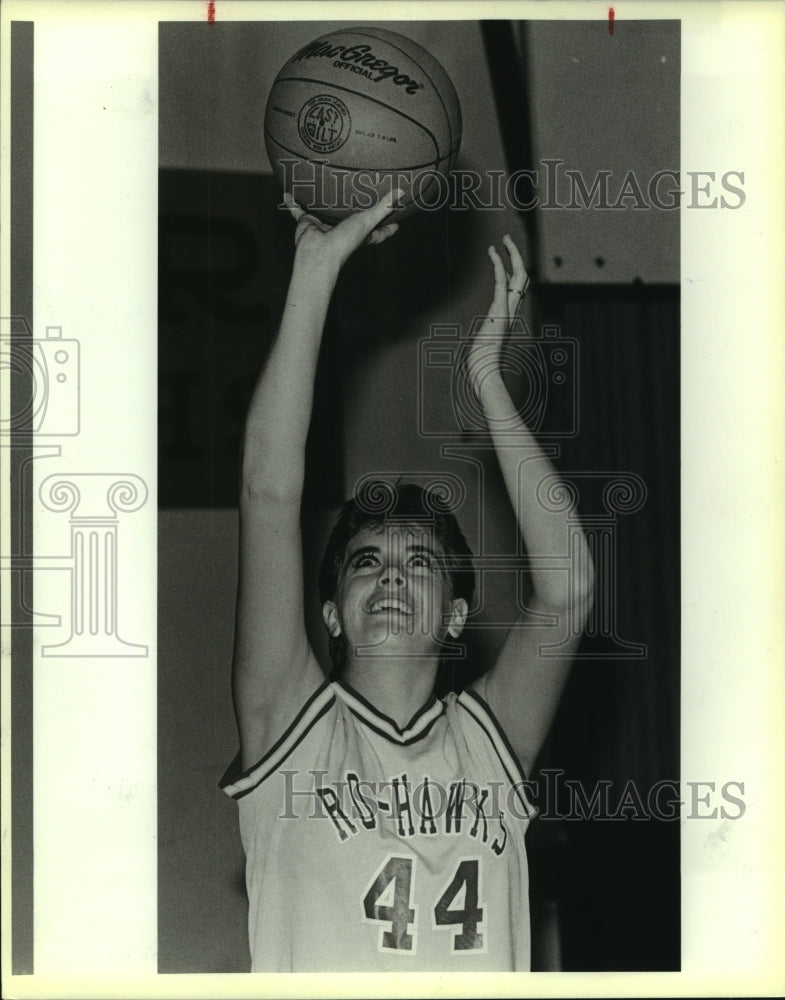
[380,563,405,588]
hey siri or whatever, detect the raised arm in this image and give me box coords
[468,236,595,778]
[233,192,400,769]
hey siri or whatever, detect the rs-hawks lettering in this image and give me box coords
[303,771,511,855]
[469,786,490,843]
[293,41,424,95]
[316,785,357,843]
[347,773,376,830]
[445,781,466,833]
[490,812,508,857]
[418,776,438,835]
[391,775,415,837]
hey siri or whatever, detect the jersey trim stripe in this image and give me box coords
[461,688,530,782]
[334,680,445,743]
[457,689,537,819]
[220,682,336,798]
[343,705,445,747]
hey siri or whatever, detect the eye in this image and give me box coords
[409,553,433,569]
[352,552,378,569]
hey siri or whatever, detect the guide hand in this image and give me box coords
[465,234,529,397]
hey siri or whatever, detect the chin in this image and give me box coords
[360,636,442,661]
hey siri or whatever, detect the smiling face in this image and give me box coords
[321,521,468,665]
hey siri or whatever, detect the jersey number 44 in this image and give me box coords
[363,855,485,954]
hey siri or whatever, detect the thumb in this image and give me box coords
[352,185,404,240]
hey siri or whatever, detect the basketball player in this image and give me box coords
[221,189,595,971]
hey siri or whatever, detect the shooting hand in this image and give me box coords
[284,187,402,274]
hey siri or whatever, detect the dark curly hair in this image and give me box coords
[318,481,476,679]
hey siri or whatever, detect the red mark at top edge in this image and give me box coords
[608,7,615,35]
[207,1,216,24]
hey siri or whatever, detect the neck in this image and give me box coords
[342,655,439,728]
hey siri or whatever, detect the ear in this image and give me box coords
[446,598,468,639]
[322,601,342,638]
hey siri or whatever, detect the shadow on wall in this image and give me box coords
[159,170,479,510]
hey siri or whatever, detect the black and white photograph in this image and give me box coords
[158,16,682,974]
[1,1,783,995]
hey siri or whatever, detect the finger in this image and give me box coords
[502,234,529,317]
[365,184,404,231]
[366,222,400,246]
[345,185,405,243]
[292,213,331,248]
[283,192,306,221]
[487,245,509,323]
[488,244,508,287]
[294,213,326,234]
[502,233,529,291]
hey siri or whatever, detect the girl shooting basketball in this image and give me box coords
[221,190,594,971]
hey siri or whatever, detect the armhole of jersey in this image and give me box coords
[220,680,336,799]
[457,687,538,819]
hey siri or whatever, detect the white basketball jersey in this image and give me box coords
[221,680,535,972]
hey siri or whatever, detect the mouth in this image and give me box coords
[367,596,414,615]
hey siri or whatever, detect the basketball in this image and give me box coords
[264,27,462,220]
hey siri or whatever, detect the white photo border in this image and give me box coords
[1,0,784,997]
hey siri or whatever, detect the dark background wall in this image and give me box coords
[157,19,679,972]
